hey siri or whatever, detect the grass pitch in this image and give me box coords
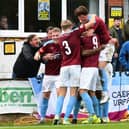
[0,122,129,129]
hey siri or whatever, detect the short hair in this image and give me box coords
[0,15,8,21]
[52,27,61,33]
[46,26,54,33]
[114,17,121,21]
[74,5,89,17]
[61,20,73,30]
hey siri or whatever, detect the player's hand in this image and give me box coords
[100,44,106,50]
[85,29,95,37]
[42,53,54,61]
[109,38,119,48]
[113,52,118,58]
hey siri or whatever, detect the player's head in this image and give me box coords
[74,5,89,24]
[52,27,61,42]
[61,20,73,31]
[46,26,54,39]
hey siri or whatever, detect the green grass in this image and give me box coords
[0,122,129,129]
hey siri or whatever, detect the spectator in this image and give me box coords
[119,41,129,71]
[124,15,129,41]
[12,34,41,79]
[109,17,124,72]
[0,16,8,30]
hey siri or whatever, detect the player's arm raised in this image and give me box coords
[84,14,96,30]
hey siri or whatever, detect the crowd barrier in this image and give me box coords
[0,72,129,121]
[108,71,129,121]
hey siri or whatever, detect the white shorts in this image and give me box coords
[59,65,81,87]
[80,67,99,91]
[42,75,59,92]
[99,44,115,62]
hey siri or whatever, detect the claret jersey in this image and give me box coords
[58,26,85,66]
[81,34,101,67]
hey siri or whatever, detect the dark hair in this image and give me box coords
[0,15,8,21]
[114,17,121,21]
[27,34,37,43]
[74,5,89,17]
[46,26,54,33]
